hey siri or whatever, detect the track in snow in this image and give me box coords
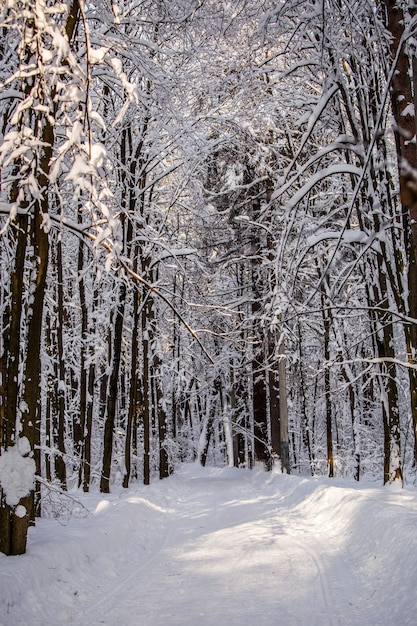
[73,468,366,626]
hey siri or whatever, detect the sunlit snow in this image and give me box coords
[1,464,416,625]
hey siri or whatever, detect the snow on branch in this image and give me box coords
[271,164,362,208]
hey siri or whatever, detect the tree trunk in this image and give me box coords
[77,233,88,487]
[123,281,140,488]
[323,308,334,478]
[318,264,334,478]
[100,282,127,493]
[253,357,270,467]
[0,218,28,556]
[269,336,281,465]
[382,0,417,464]
[142,295,152,485]
[278,336,290,473]
[230,365,247,467]
[9,203,50,550]
[155,353,170,479]
[0,0,81,554]
[54,237,67,489]
[84,356,95,491]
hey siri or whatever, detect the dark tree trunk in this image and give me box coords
[253,357,270,467]
[318,264,334,478]
[55,238,67,489]
[0,218,28,556]
[382,0,417,464]
[123,281,139,488]
[0,0,81,555]
[142,293,152,485]
[155,356,170,479]
[77,233,88,487]
[100,282,127,493]
[269,338,281,465]
[323,308,334,478]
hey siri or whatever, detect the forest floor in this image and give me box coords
[1,463,417,625]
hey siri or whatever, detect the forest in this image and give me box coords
[1,0,417,556]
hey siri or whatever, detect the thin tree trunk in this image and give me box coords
[199,402,216,467]
[338,353,360,481]
[253,358,270,467]
[123,281,139,488]
[297,322,314,475]
[142,306,151,485]
[44,316,52,483]
[231,364,247,467]
[317,262,334,478]
[269,335,281,464]
[323,309,334,478]
[77,232,88,487]
[154,353,170,479]
[100,281,127,493]
[278,336,290,473]
[55,237,67,489]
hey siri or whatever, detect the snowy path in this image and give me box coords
[1,464,417,625]
[97,472,344,626]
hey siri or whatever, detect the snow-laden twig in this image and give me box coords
[36,476,91,524]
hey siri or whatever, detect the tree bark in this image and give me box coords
[382,0,417,464]
[100,281,127,493]
[0,218,28,555]
[123,280,140,488]
[54,237,67,489]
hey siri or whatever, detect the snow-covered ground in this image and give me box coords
[1,463,417,626]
